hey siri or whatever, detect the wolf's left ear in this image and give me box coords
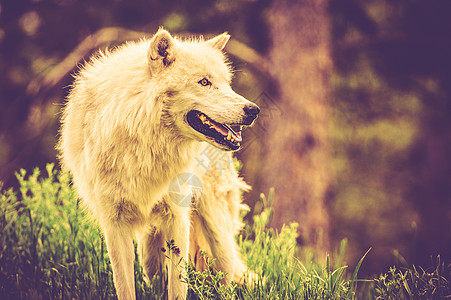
[148,28,176,74]
[206,32,230,51]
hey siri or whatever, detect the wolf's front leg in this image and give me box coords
[103,223,136,300]
[197,212,240,284]
[163,203,190,300]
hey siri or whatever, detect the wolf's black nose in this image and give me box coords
[244,104,260,116]
[243,104,260,125]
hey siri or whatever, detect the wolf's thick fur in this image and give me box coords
[58,29,259,299]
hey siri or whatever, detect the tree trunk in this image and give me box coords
[244,0,333,253]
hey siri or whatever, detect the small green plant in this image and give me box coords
[374,266,408,300]
[157,239,236,300]
[185,250,237,300]
[373,256,451,299]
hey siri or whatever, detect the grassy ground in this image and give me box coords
[0,165,449,299]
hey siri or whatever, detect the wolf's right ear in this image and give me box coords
[206,32,230,51]
[148,29,176,74]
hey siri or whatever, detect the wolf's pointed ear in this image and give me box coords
[206,33,230,51]
[148,28,176,74]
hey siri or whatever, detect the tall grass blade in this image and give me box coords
[349,248,371,295]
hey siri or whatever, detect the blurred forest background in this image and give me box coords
[1,0,450,276]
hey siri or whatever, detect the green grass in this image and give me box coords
[0,165,449,299]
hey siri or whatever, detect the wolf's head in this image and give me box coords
[147,29,259,151]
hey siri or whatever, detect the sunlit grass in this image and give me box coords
[0,165,449,299]
[0,164,118,299]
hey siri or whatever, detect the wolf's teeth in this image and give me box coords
[227,131,232,140]
[236,131,242,141]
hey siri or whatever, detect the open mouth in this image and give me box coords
[186,110,244,151]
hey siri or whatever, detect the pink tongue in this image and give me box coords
[212,122,229,136]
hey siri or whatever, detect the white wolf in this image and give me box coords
[58,28,259,299]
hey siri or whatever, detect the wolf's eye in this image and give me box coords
[198,78,212,87]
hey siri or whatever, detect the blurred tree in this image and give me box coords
[243,0,333,253]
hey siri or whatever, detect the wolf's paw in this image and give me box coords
[235,270,259,286]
